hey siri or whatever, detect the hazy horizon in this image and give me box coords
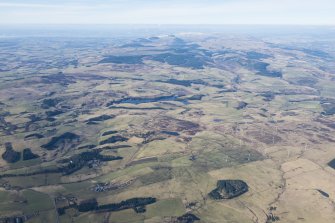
[1,0,335,25]
[1,24,334,38]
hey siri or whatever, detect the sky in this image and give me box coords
[0,0,334,25]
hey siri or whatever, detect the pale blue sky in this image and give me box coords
[0,0,334,25]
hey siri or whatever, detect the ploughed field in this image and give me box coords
[0,30,335,223]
